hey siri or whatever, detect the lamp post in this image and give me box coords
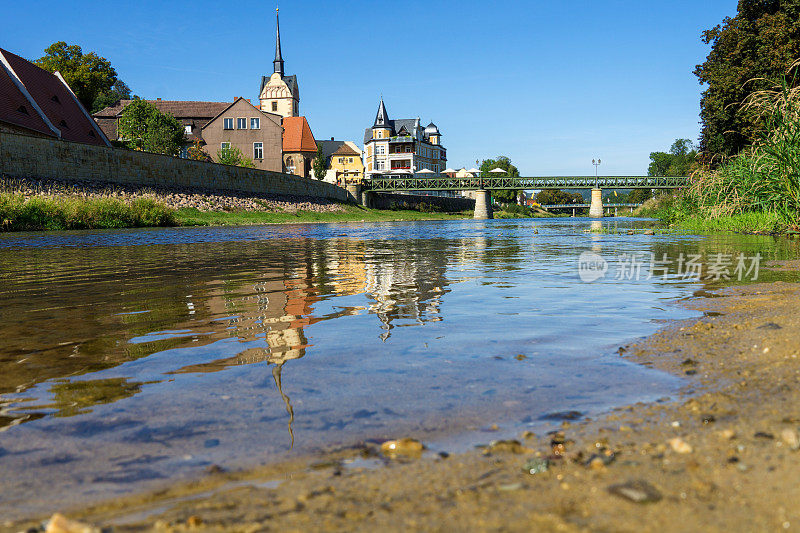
[592,158,601,188]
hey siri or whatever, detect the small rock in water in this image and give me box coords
[754,431,775,440]
[608,479,662,503]
[45,513,101,533]
[522,457,550,475]
[643,229,655,235]
[758,322,783,330]
[186,515,203,527]
[669,437,693,454]
[380,438,424,458]
[514,353,527,361]
[781,429,800,450]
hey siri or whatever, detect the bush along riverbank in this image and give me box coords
[0,192,176,231]
[636,72,800,235]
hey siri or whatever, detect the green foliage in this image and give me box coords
[534,189,584,205]
[648,139,698,176]
[694,1,800,159]
[215,145,256,168]
[117,98,185,156]
[91,80,132,113]
[34,41,127,113]
[0,193,176,231]
[479,156,520,203]
[628,188,653,204]
[313,144,327,180]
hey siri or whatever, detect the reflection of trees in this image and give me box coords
[49,378,143,417]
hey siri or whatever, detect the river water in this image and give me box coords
[1,218,797,519]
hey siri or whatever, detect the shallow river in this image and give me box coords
[1,218,797,518]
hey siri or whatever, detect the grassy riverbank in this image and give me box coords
[0,192,176,231]
[0,191,471,232]
[174,205,471,226]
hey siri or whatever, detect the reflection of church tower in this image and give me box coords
[260,8,299,118]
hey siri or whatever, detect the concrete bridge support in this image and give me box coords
[588,188,604,218]
[473,190,493,219]
[346,184,374,208]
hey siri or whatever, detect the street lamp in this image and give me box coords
[592,158,601,188]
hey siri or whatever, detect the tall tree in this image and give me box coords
[648,138,698,177]
[34,42,129,113]
[312,144,327,180]
[694,0,800,160]
[479,156,520,204]
[117,98,185,156]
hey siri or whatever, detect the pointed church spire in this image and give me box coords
[373,96,390,129]
[274,7,284,77]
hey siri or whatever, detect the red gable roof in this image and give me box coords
[0,47,109,146]
[0,62,54,136]
[282,116,317,153]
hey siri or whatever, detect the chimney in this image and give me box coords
[331,137,334,141]
[156,98,161,101]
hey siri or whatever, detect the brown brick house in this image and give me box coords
[0,47,110,146]
[93,99,229,155]
[201,97,283,172]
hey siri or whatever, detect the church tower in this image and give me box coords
[259,8,299,118]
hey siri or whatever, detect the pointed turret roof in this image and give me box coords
[373,97,390,129]
[274,7,284,76]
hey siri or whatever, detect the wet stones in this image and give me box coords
[781,429,800,450]
[757,322,783,330]
[380,438,424,458]
[522,457,550,475]
[482,440,532,455]
[669,437,693,454]
[44,513,101,533]
[607,479,662,503]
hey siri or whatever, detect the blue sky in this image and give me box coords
[4,1,736,175]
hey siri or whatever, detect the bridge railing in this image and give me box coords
[364,175,689,191]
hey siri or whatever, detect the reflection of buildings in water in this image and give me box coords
[362,244,449,341]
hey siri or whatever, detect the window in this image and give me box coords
[184,125,192,134]
[271,101,278,112]
[223,118,234,130]
[405,146,411,153]
[254,142,263,160]
[221,142,231,150]
[237,118,247,129]
[251,117,260,129]
[349,157,353,163]
[179,146,189,159]
[338,157,344,164]
[293,102,298,115]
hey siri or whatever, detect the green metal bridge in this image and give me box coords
[364,175,689,191]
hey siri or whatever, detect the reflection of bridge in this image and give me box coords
[540,203,640,217]
[357,175,688,219]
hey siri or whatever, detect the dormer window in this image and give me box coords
[88,130,96,138]
[17,105,28,115]
[51,95,60,104]
[59,119,69,129]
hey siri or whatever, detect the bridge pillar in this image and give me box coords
[346,184,374,208]
[473,190,493,219]
[588,188,603,218]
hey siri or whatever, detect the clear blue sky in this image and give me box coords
[4,0,736,175]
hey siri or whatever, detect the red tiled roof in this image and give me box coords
[283,116,317,153]
[0,47,109,146]
[0,61,53,136]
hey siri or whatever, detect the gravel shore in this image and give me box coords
[0,176,345,213]
[8,269,800,532]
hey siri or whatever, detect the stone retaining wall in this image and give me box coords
[370,192,475,213]
[0,130,350,202]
